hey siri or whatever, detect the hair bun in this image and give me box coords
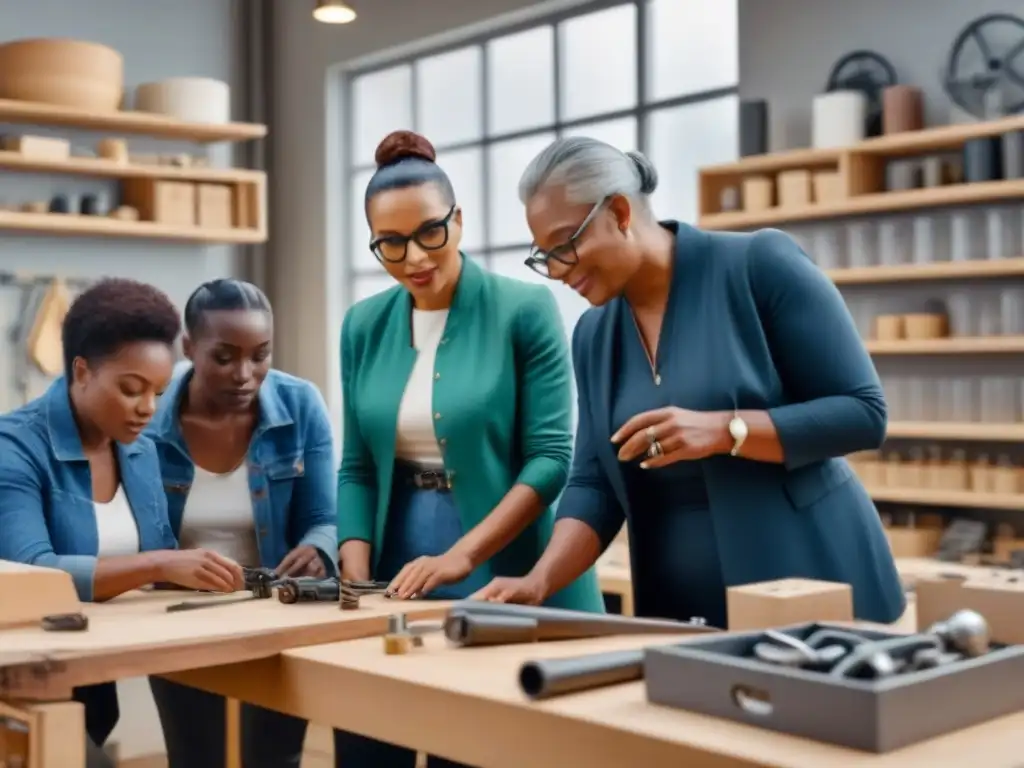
[375,130,437,167]
[625,150,659,195]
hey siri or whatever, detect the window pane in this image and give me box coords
[647,0,738,101]
[348,168,377,272]
[487,132,555,247]
[416,46,483,146]
[559,5,637,122]
[561,116,637,151]
[487,26,555,135]
[352,65,413,166]
[436,146,484,252]
[646,96,739,224]
[351,274,395,304]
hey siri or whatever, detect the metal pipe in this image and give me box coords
[518,649,644,700]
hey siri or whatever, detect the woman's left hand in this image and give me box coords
[387,550,474,599]
[612,407,730,468]
[276,545,327,578]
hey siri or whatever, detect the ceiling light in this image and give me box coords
[313,0,357,24]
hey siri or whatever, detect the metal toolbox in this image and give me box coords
[643,622,1024,752]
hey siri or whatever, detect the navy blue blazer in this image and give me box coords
[558,222,906,624]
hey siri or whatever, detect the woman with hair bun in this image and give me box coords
[334,130,604,767]
[472,136,906,631]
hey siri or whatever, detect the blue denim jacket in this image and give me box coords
[146,367,338,571]
[0,378,177,601]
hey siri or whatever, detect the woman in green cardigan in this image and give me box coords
[334,130,604,767]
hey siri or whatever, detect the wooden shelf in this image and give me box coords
[887,422,1024,442]
[828,257,1024,285]
[868,486,1024,511]
[0,98,265,143]
[0,210,265,244]
[700,179,1024,230]
[865,335,1024,354]
[0,151,263,184]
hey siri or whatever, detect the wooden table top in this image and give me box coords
[172,630,1024,768]
[0,590,448,700]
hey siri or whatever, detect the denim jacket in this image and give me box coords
[146,367,338,571]
[0,378,177,601]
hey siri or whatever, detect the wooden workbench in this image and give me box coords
[168,630,1023,768]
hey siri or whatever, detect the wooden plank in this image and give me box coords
[0,591,449,700]
[0,98,265,143]
[827,257,1024,285]
[173,630,1022,768]
[886,421,1024,442]
[864,335,1024,355]
[0,209,265,244]
[869,486,1024,511]
[0,151,263,183]
[699,179,1024,230]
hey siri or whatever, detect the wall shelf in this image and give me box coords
[0,98,266,143]
[887,422,1024,442]
[868,486,1024,511]
[827,257,1024,286]
[698,113,1024,230]
[0,151,263,184]
[0,210,264,244]
[865,336,1024,355]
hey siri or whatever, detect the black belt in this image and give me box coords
[402,467,453,491]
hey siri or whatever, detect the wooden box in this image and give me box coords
[2,134,70,160]
[196,183,233,229]
[122,179,196,226]
[812,170,844,203]
[726,577,853,630]
[741,176,773,212]
[776,169,813,207]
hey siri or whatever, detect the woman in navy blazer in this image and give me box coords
[473,137,905,628]
[0,279,243,764]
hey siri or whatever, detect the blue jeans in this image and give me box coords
[149,676,308,768]
[334,467,482,768]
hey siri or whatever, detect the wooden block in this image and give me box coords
[915,574,1024,642]
[1,134,70,160]
[121,179,196,226]
[0,561,81,628]
[196,183,233,229]
[109,205,139,221]
[726,577,853,630]
[812,170,844,203]
[233,182,257,228]
[776,169,813,207]
[885,527,943,558]
[741,176,773,212]
[873,314,904,341]
[96,137,128,163]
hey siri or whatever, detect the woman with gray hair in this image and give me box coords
[471,137,905,629]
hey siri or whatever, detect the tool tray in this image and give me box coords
[643,622,1024,753]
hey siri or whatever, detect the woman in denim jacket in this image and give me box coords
[146,278,338,768]
[0,279,244,766]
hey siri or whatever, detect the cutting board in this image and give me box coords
[26,278,70,377]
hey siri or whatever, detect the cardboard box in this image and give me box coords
[915,572,1024,642]
[727,578,853,630]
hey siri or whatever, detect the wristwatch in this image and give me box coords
[728,412,748,457]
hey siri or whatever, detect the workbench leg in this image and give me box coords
[1,699,85,768]
[226,698,241,768]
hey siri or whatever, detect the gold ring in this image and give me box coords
[646,426,657,444]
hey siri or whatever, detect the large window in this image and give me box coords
[343,0,739,339]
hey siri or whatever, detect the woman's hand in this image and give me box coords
[277,545,327,578]
[387,550,474,599]
[612,407,731,468]
[154,549,245,593]
[470,575,547,605]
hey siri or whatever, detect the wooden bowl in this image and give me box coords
[0,38,123,111]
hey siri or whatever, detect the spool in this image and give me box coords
[812,90,867,149]
[739,99,768,157]
[1003,131,1024,180]
[882,85,924,134]
[962,137,1003,183]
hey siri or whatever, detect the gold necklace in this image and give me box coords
[629,308,661,386]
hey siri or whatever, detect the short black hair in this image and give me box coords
[62,278,181,378]
[364,130,455,217]
[183,278,272,336]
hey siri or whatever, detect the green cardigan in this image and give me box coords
[336,255,604,612]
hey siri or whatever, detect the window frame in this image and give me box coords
[342,0,739,304]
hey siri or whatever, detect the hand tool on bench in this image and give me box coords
[165,569,275,612]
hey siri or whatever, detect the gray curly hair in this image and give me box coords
[517,136,659,211]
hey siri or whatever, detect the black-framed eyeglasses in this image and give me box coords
[523,196,610,279]
[369,205,457,264]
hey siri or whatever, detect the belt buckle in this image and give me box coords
[415,469,450,490]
